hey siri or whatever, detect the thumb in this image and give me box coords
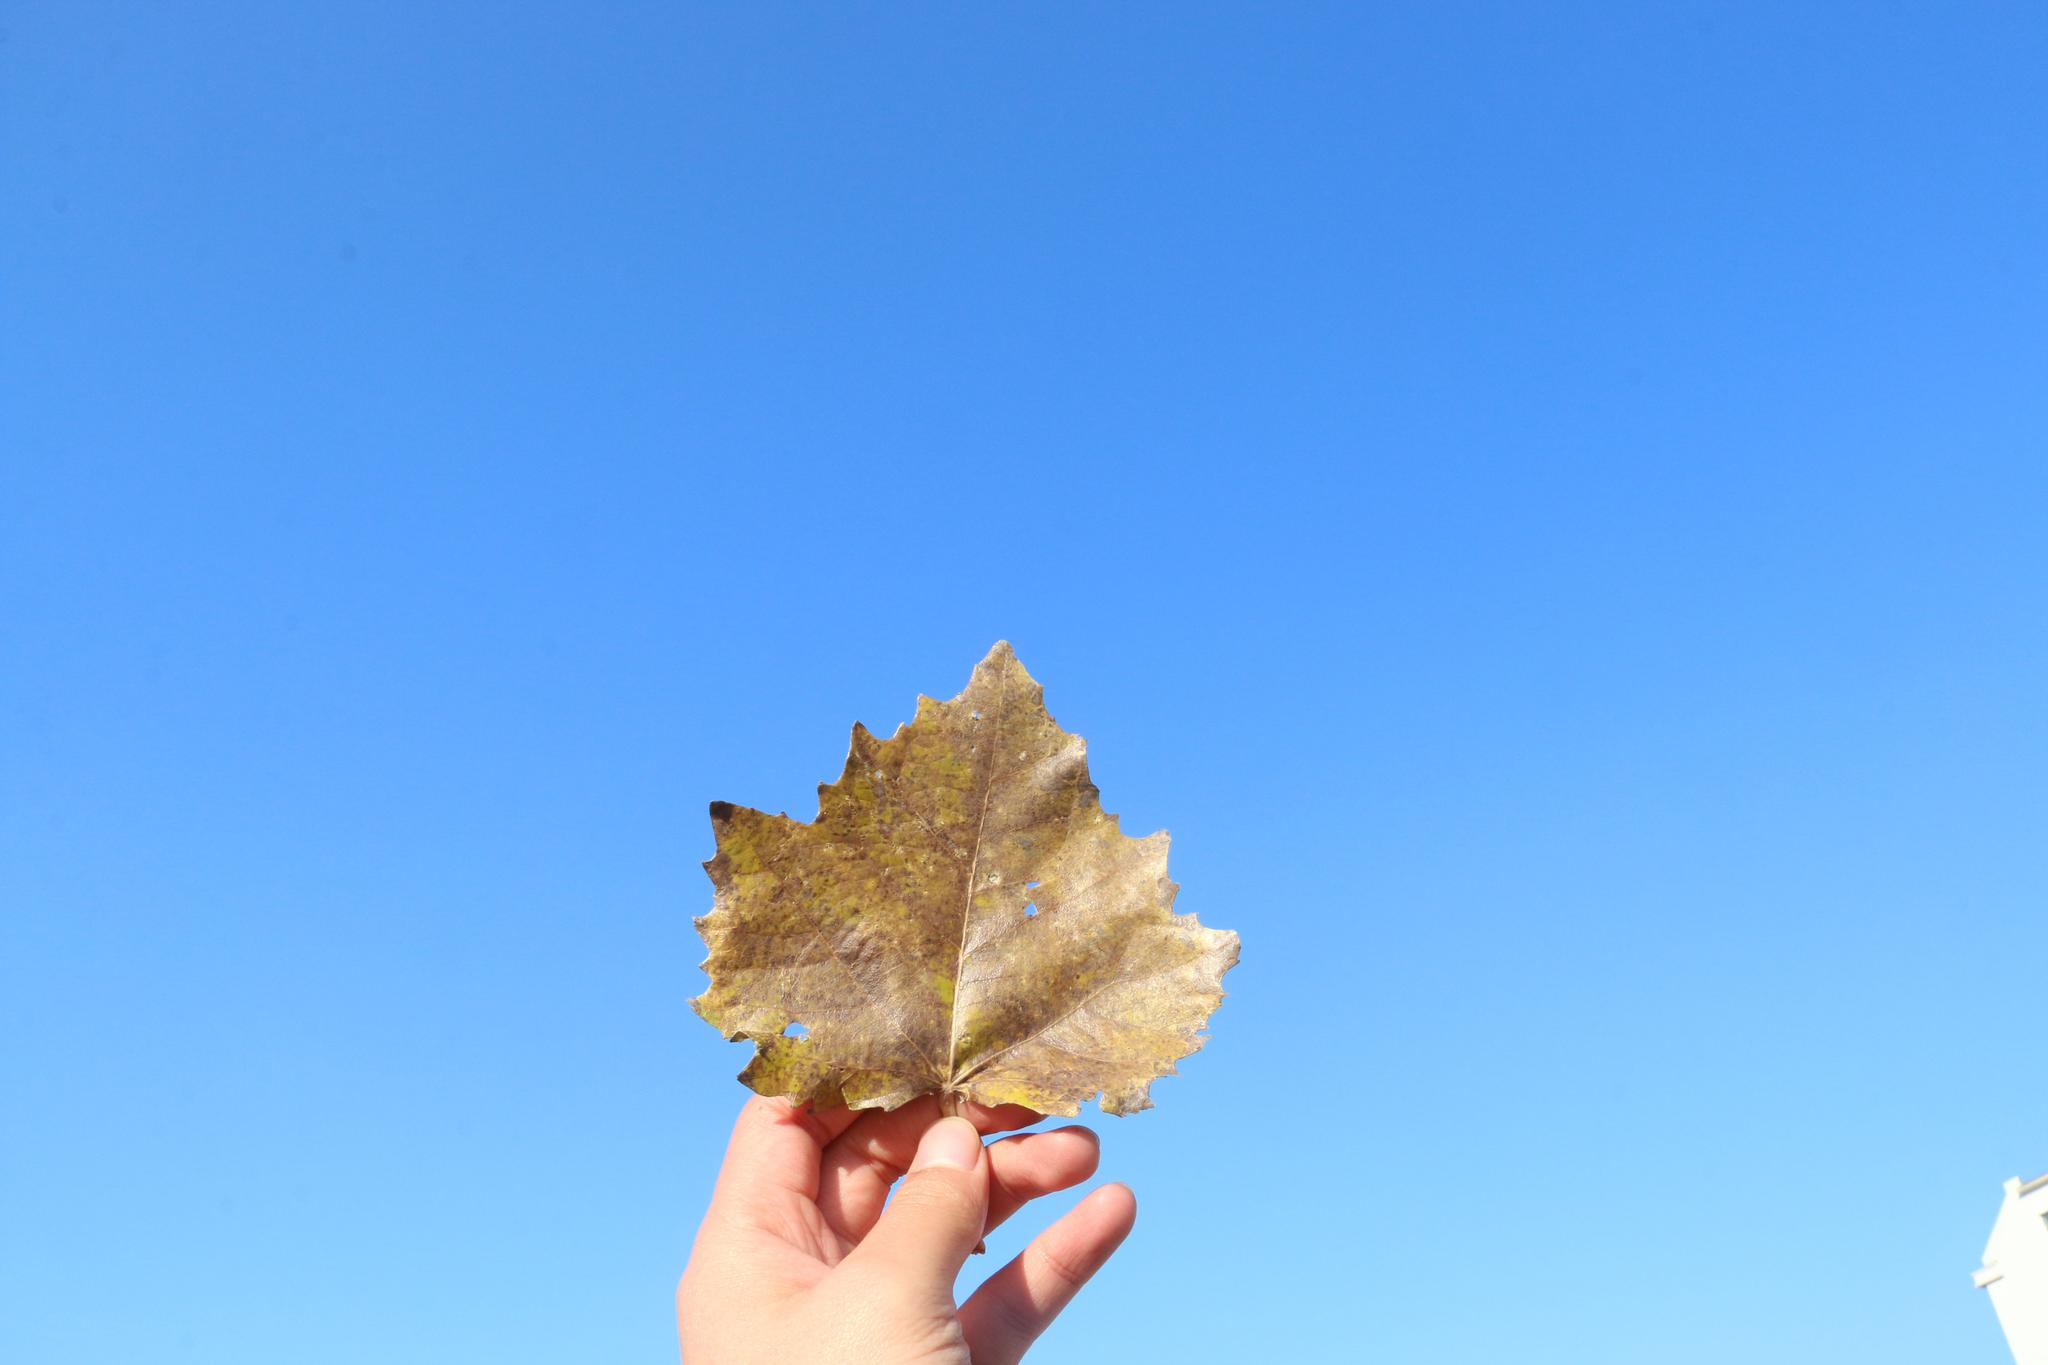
[847,1116,989,1289]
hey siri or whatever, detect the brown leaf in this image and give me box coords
[692,643,1239,1117]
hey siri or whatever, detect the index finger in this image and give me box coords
[708,1096,865,1213]
[812,1096,1043,1243]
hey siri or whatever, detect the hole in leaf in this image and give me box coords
[1024,881,1041,890]
[783,1021,809,1040]
[1023,901,1038,917]
[971,709,982,720]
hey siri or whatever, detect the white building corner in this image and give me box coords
[1977,1172,2048,1365]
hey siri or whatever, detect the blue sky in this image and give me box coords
[5,4,2045,1362]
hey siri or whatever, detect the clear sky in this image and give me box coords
[5,4,2045,1362]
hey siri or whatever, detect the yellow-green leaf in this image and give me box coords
[692,642,1239,1117]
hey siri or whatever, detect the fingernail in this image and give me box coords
[910,1117,982,1173]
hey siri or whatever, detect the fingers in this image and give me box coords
[818,1123,1096,1248]
[958,1183,1137,1365]
[841,1117,990,1288]
[986,1127,1099,1236]
[708,1097,864,1216]
[815,1097,1042,1243]
[827,1096,1042,1173]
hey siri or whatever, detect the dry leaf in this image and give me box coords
[692,642,1238,1117]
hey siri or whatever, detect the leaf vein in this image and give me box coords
[955,942,1216,1086]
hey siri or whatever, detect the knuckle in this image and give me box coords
[1033,1240,1091,1295]
[897,1170,980,1219]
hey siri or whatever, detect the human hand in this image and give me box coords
[677,1096,1138,1364]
